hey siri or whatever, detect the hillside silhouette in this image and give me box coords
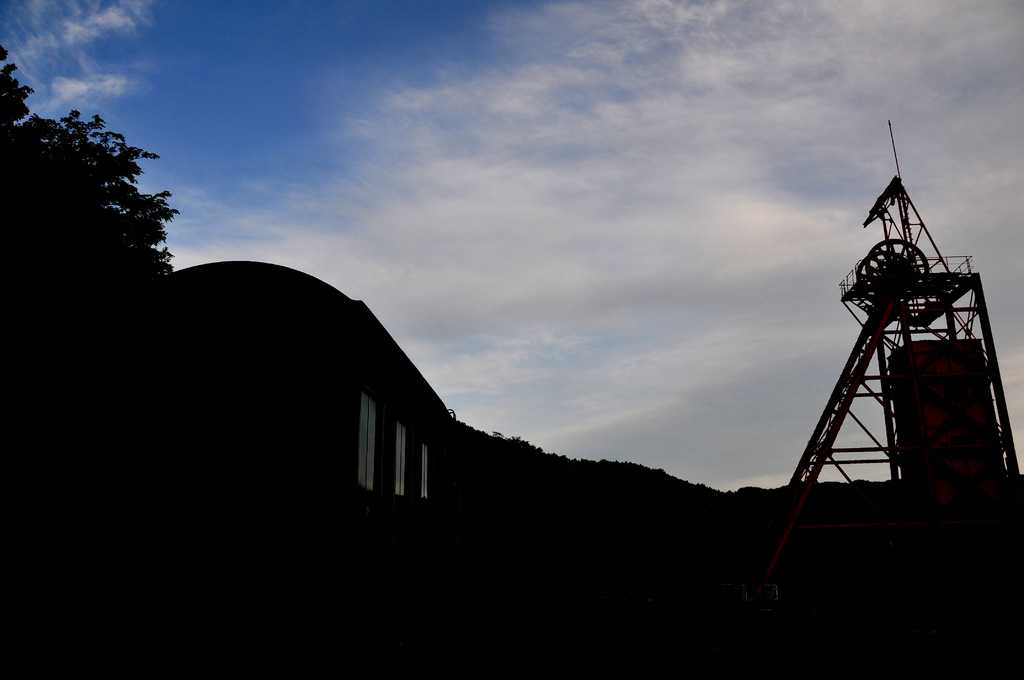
[390,422,1023,669]
[452,422,776,598]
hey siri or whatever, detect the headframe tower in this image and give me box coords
[764,171,1021,583]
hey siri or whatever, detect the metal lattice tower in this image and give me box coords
[764,176,1021,583]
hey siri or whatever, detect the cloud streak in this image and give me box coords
[60,0,150,46]
[50,72,132,106]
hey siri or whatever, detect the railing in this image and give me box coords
[839,254,972,298]
[942,254,973,275]
[839,267,858,297]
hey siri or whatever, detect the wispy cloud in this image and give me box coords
[61,0,150,47]
[4,0,153,111]
[50,72,132,107]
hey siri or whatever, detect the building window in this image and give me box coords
[395,421,407,496]
[420,444,428,499]
[357,391,376,490]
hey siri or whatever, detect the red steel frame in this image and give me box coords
[764,177,1021,582]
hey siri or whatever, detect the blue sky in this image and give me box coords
[5,0,1023,490]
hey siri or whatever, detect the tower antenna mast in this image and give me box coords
[889,120,901,178]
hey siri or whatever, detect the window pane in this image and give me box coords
[395,421,407,496]
[420,444,428,499]
[358,392,375,490]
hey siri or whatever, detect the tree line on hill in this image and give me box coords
[411,422,1023,668]
[447,421,1023,608]
[450,421,784,601]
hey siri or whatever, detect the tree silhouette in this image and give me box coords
[2,45,176,288]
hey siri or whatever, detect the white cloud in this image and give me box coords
[50,72,133,105]
[61,0,150,46]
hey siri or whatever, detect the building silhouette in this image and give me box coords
[63,261,459,668]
